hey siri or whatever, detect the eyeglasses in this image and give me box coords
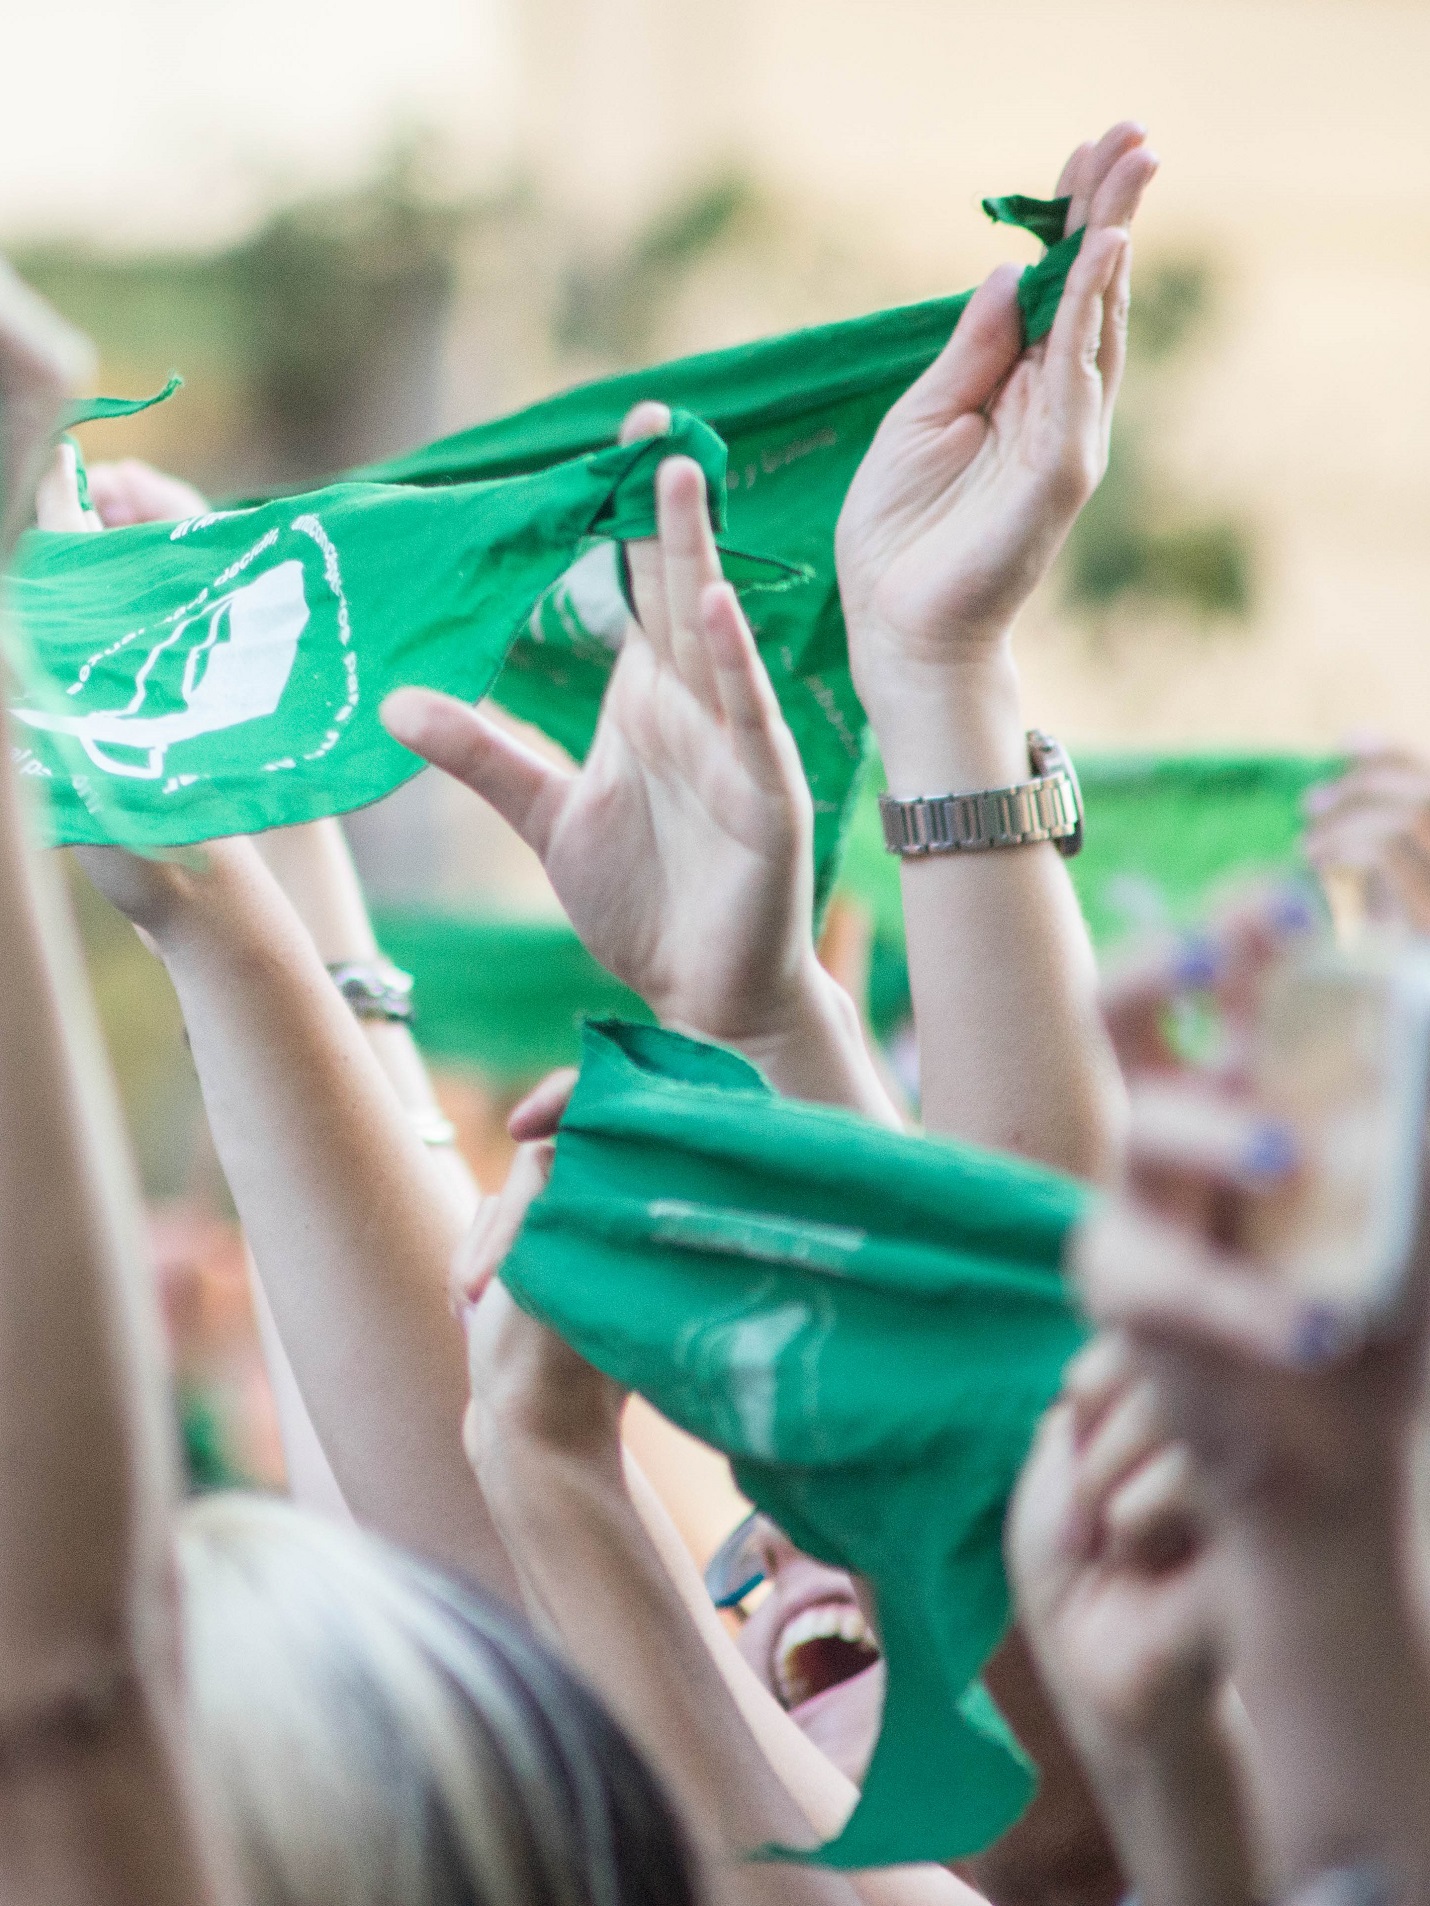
[703,1510,766,1609]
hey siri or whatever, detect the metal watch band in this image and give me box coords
[327,961,416,1025]
[878,730,1084,860]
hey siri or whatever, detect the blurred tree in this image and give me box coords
[555,173,760,358]
[1060,257,1255,626]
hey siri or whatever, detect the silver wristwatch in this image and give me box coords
[878,730,1083,859]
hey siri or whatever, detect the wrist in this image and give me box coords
[858,639,1029,796]
[732,955,901,1125]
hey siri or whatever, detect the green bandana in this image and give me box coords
[500,1018,1091,1870]
[6,198,1079,880]
[4,415,726,846]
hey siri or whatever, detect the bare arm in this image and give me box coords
[835,127,1158,1179]
[250,816,479,1515]
[0,256,223,1906]
[76,837,518,1598]
[254,818,481,1214]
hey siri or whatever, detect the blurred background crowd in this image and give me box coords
[4,0,1427,1508]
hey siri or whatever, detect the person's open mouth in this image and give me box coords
[772,1599,882,1710]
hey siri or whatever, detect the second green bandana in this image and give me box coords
[500,1018,1091,1870]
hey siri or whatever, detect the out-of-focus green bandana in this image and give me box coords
[500,1017,1091,1870]
[5,198,1079,876]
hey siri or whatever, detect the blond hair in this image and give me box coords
[176,1492,697,1906]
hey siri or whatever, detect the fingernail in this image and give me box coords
[1173,934,1223,990]
[1291,1303,1359,1368]
[1242,1120,1299,1182]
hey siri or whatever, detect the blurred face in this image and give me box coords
[732,1517,884,1784]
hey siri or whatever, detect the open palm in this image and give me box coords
[382,417,818,1047]
[836,124,1158,725]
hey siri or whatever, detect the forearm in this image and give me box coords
[1224,1496,1430,1893]
[873,649,1121,1180]
[153,855,516,1595]
[483,1436,865,1906]
[0,776,221,1901]
[255,820,480,1210]
[733,960,905,1129]
[0,793,174,1702]
[1068,1713,1256,1906]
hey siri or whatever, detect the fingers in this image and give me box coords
[1096,233,1134,431]
[1062,122,1150,234]
[701,581,799,794]
[449,1140,555,1313]
[1103,1441,1207,1572]
[1085,140,1159,236]
[508,1067,579,1142]
[1127,1078,1299,1194]
[380,688,571,859]
[619,401,674,662]
[656,457,724,711]
[897,262,1024,429]
[1071,1198,1352,1371]
[34,442,100,533]
[1098,885,1319,1081]
[1042,227,1129,489]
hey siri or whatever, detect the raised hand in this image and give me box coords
[383,407,898,1122]
[1008,1333,1257,1906]
[1010,1332,1221,1752]
[835,124,1157,744]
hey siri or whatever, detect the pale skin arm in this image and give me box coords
[251,816,478,1514]
[74,836,520,1600]
[835,125,1158,1179]
[0,271,224,1906]
[254,818,480,1215]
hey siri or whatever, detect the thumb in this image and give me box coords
[381,688,570,859]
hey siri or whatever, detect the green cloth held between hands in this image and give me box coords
[5,197,1081,879]
[500,1018,1091,1869]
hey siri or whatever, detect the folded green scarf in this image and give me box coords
[501,1018,1091,1869]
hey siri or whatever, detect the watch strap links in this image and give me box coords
[878,730,1083,859]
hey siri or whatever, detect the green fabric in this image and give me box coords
[60,374,183,430]
[3,414,726,847]
[351,200,1081,899]
[377,752,1346,1074]
[501,1018,1091,1869]
[373,907,652,1080]
[7,197,1079,880]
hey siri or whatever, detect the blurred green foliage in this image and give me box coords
[556,174,760,358]
[1061,257,1255,625]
